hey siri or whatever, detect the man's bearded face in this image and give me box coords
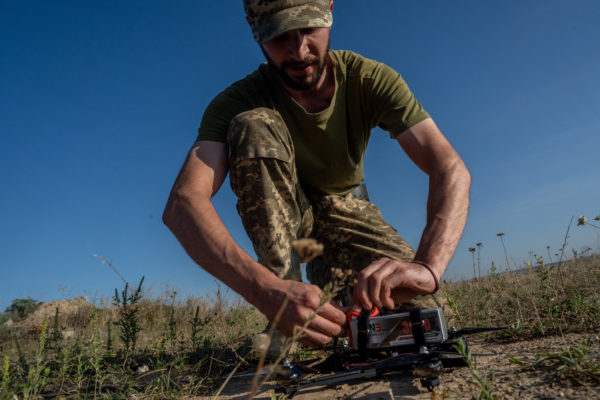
[261,28,331,91]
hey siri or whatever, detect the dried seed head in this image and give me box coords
[292,238,324,263]
[331,267,345,280]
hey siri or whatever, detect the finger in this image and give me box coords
[317,300,347,326]
[353,259,387,310]
[367,260,395,308]
[379,266,410,309]
[308,312,345,338]
[296,325,335,348]
[380,279,395,309]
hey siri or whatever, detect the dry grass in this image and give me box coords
[0,255,598,398]
[443,254,600,340]
[0,285,267,399]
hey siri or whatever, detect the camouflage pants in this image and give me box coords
[227,108,446,312]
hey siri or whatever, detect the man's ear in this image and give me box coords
[330,1,333,12]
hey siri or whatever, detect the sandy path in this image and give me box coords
[192,332,599,400]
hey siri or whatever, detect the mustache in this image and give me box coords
[281,57,319,69]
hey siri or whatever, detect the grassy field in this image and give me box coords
[0,254,598,399]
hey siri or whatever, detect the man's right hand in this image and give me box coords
[163,142,346,348]
[256,277,347,348]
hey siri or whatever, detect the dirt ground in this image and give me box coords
[195,332,600,400]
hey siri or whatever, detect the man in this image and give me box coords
[163,0,470,348]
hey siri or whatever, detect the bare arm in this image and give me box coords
[353,118,471,310]
[162,142,264,298]
[163,141,346,346]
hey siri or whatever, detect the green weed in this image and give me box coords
[453,336,499,400]
[1,355,9,395]
[535,337,600,383]
[22,319,50,398]
[113,276,144,358]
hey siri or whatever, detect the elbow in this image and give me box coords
[162,190,185,231]
[454,159,472,199]
[448,152,471,186]
[461,161,472,189]
[455,160,472,210]
[162,186,211,231]
[162,197,176,231]
[441,156,471,194]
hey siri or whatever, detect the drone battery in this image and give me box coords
[349,307,448,350]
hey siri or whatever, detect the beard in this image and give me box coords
[262,39,330,91]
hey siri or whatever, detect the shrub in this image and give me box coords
[4,297,40,321]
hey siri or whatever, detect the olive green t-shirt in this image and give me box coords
[197,49,429,195]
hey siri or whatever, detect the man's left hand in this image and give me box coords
[352,258,437,311]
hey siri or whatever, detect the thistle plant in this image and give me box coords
[577,215,600,229]
[476,242,483,280]
[468,247,476,279]
[496,232,511,271]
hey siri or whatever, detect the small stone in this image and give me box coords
[251,330,291,360]
[136,365,150,375]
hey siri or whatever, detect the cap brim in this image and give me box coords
[253,3,332,44]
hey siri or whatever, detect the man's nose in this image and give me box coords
[289,31,308,60]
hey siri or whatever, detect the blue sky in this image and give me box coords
[1,1,599,310]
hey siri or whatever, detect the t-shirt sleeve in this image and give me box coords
[368,62,430,138]
[196,87,253,143]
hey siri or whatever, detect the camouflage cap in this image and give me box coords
[244,0,332,44]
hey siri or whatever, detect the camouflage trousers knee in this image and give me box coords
[227,108,448,314]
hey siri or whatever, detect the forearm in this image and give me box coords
[413,159,471,279]
[163,193,278,306]
[164,142,346,345]
[164,192,347,346]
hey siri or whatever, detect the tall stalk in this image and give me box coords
[469,247,476,279]
[496,233,510,271]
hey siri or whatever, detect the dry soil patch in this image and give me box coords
[193,332,599,400]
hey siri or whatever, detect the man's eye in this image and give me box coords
[301,28,316,35]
